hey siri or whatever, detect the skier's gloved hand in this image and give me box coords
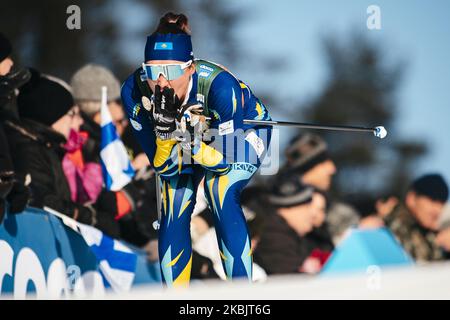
[174,103,207,150]
[149,85,181,140]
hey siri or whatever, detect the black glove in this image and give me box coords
[120,179,148,214]
[0,68,31,106]
[0,171,14,224]
[7,178,31,214]
[150,85,181,140]
[174,103,206,150]
[0,171,14,199]
[94,180,146,220]
[76,204,97,225]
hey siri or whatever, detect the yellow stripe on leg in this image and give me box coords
[178,200,191,219]
[166,249,184,268]
[218,174,229,209]
[173,254,192,287]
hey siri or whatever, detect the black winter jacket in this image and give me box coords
[4,118,119,237]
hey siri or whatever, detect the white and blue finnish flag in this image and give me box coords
[45,207,138,293]
[100,86,135,191]
[77,223,138,292]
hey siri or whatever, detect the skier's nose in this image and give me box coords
[157,74,169,89]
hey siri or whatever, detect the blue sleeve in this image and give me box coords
[121,73,157,166]
[208,71,244,132]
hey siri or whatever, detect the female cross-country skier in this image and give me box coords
[121,12,272,286]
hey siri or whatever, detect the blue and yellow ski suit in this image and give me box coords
[121,60,271,286]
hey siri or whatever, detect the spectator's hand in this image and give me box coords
[436,227,450,252]
[299,257,322,274]
[132,153,150,171]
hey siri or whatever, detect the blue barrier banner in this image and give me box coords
[0,207,161,298]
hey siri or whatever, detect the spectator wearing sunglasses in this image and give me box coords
[121,12,273,286]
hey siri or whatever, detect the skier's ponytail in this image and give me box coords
[154,12,191,35]
[145,12,193,62]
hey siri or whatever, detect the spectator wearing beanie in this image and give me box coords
[5,69,123,237]
[283,133,336,192]
[70,64,123,163]
[70,64,148,170]
[253,176,325,275]
[71,64,121,116]
[280,132,359,245]
[385,173,450,262]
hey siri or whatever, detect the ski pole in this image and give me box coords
[242,119,388,139]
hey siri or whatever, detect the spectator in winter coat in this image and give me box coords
[6,69,121,236]
[253,176,324,275]
[282,132,359,245]
[385,174,450,262]
[300,188,334,274]
[0,32,31,223]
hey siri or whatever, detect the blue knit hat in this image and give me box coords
[144,33,193,62]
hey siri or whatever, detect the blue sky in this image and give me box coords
[222,0,450,184]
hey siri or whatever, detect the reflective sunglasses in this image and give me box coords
[142,60,192,81]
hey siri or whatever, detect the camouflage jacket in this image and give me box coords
[385,203,443,262]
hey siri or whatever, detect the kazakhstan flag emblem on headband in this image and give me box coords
[154,42,173,50]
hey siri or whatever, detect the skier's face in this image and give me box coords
[146,60,195,102]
